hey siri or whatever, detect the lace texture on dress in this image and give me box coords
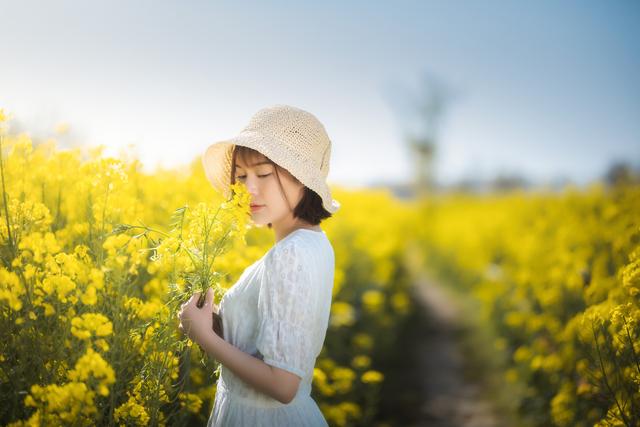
[255,240,318,379]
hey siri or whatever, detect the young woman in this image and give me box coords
[178,104,340,426]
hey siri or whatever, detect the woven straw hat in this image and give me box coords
[202,104,341,214]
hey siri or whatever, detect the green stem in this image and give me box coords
[0,134,16,259]
[127,222,173,239]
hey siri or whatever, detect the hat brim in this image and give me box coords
[202,139,235,199]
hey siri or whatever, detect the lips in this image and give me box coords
[250,204,264,208]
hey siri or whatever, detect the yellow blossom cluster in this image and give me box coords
[114,395,150,426]
[13,347,115,425]
[67,347,116,396]
[70,312,113,340]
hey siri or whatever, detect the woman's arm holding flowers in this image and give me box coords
[178,289,299,404]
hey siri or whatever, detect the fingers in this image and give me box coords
[204,287,214,307]
[189,292,201,306]
[185,290,214,309]
[177,291,213,335]
[177,304,186,335]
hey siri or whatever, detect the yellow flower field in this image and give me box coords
[1,108,638,426]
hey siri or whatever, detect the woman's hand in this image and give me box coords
[178,288,217,345]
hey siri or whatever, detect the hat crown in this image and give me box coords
[241,105,331,178]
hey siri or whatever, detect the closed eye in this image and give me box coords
[236,173,272,180]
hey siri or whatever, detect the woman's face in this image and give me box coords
[233,152,305,227]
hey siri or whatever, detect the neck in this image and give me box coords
[271,219,321,243]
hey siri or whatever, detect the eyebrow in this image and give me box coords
[234,161,272,169]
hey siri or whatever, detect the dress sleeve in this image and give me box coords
[255,240,318,379]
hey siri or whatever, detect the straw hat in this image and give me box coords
[202,104,340,214]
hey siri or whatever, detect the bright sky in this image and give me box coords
[1,0,639,188]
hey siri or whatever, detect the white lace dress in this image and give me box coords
[207,228,334,426]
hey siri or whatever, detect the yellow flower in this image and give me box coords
[322,401,362,427]
[70,313,113,340]
[41,274,76,303]
[67,347,115,396]
[179,392,203,414]
[361,289,384,313]
[390,291,410,314]
[0,267,25,311]
[114,395,150,426]
[95,338,110,352]
[352,333,373,351]
[80,285,98,306]
[330,301,355,328]
[89,268,105,290]
[23,381,97,423]
[350,355,371,370]
[184,369,202,390]
[43,303,56,316]
[338,402,361,419]
[330,367,356,394]
[124,296,165,320]
[313,368,334,397]
[513,345,531,363]
[361,370,383,384]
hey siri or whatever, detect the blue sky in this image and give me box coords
[1,0,638,188]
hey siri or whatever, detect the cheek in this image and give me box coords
[259,180,280,206]
[264,175,299,207]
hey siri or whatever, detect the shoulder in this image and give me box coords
[263,231,333,274]
[265,234,313,268]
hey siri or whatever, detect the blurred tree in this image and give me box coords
[383,70,458,198]
[603,160,638,186]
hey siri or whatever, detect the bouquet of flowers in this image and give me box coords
[116,182,251,339]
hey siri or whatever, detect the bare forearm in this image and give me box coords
[198,331,285,403]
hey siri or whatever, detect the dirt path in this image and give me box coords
[411,275,501,427]
[377,274,503,427]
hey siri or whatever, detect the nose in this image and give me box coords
[244,175,260,196]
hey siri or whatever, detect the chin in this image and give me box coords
[250,215,270,226]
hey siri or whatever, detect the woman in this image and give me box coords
[178,104,340,426]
